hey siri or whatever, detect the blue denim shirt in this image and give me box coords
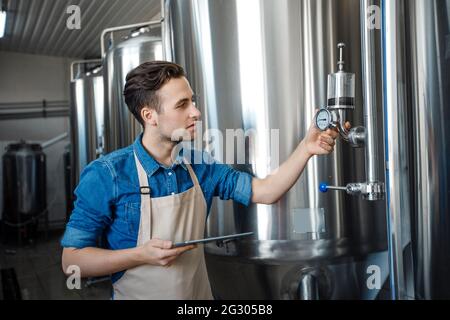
[61,134,253,283]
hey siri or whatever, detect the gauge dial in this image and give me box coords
[315,109,331,131]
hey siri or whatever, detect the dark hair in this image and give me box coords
[123,61,186,126]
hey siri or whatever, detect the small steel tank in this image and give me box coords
[103,26,163,153]
[2,141,46,243]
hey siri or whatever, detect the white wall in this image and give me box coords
[0,51,75,228]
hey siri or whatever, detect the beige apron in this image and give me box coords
[112,153,213,300]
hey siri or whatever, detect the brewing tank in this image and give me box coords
[69,66,104,186]
[2,142,46,224]
[383,0,450,300]
[164,0,387,299]
[103,27,163,153]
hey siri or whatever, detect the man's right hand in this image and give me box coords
[137,238,196,267]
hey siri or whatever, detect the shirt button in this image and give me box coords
[171,192,175,195]
[168,172,172,176]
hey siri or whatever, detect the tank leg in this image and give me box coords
[298,273,320,300]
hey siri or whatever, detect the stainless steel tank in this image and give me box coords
[407,0,450,300]
[69,64,105,186]
[383,0,450,300]
[2,142,46,224]
[103,27,163,153]
[164,0,387,299]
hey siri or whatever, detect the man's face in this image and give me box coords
[153,76,201,141]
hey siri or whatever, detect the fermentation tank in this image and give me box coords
[383,0,450,300]
[164,0,388,299]
[69,62,105,187]
[2,142,46,242]
[103,26,163,153]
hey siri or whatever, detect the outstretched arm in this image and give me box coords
[251,122,347,204]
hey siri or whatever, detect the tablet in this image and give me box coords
[172,232,254,248]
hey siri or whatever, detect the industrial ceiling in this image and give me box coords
[0,0,160,58]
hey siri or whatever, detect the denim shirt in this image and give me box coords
[61,134,253,283]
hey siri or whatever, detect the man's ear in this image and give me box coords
[141,106,157,127]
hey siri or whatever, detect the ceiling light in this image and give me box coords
[0,10,6,38]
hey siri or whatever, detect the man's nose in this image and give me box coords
[190,104,201,119]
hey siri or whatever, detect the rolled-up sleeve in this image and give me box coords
[208,155,253,206]
[61,160,115,248]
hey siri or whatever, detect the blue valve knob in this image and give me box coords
[319,182,328,193]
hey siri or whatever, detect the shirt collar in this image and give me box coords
[133,134,188,177]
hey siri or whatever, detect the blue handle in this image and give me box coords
[319,182,328,193]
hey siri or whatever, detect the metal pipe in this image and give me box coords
[325,186,348,192]
[161,0,172,61]
[361,0,383,200]
[70,59,102,82]
[0,102,68,109]
[381,0,412,300]
[0,110,69,120]
[100,20,162,57]
[41,132,69,149]
[0,106,67,112]
[0,100,68,107]
[160,0,165,22]
[337,110,351,141]
[0,100,69,120]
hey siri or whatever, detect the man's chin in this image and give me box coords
[170,127,195,142]
[170,133,195,142]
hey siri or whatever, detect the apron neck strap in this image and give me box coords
[182,158,200,187]
[134,152,150,192]
[134,152,200,189]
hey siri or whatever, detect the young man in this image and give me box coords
[61,61,339,299]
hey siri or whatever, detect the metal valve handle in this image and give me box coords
[319,182,346,193]
[319,181,384,200]
[337,43,345,71]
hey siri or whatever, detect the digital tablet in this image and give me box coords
[172,232,254,248]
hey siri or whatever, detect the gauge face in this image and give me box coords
[315,109,331,131]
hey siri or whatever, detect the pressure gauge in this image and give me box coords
[315,109,332,131]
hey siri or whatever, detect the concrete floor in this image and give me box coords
[0,229,112,300]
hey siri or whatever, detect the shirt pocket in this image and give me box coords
[124,202,141,235]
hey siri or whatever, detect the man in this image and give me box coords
[61,61,340,299]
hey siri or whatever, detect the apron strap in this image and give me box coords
[183,158,200,187]
[133,152,201,243]
[134,152,152,243]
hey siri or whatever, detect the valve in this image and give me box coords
[319,182,385,200]
[314,43,365,148]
